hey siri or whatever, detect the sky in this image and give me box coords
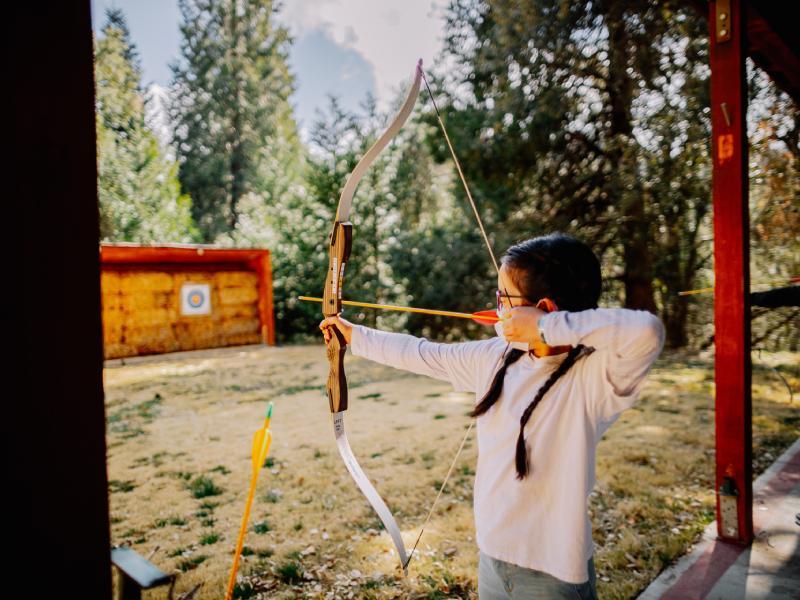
[90,0,449,139]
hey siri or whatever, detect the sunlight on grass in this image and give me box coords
[105,346,798,599]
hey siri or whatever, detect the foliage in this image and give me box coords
[434,0,798,349]
[747,69,799,351]
[271,93,445,341]
[95,1,798,350]
[433,0,717,346]
[94,9,197,243]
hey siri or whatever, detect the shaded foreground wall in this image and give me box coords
[9,2,111,594]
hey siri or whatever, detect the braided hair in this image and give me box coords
[470,233,602,479]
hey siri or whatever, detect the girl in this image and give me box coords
[320,232,665,599]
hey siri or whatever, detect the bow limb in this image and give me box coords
[335,59,423,223]
[322,60,423,576]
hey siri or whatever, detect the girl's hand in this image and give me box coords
[319,315,354,345]
[500,305,546,347]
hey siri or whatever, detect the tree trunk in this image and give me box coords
[605,5,658,313]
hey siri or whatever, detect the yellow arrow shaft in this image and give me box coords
[299,295,497,321]
[226,406,273,600]
[679,277,799,296]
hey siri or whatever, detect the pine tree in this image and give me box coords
[170,0,302,243]
[94,8,197,243]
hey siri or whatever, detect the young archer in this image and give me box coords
[320,232,665,599]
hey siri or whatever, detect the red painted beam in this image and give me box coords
[709,0,753,544]
[686,1,800,103]
[746,2,800,105]
[100,243,268,265]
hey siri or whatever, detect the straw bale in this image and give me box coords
[216,271,255,287]
[102,319,123,341]
[101,294,124,312]
[104,342,136,359]
[121,292,163,311]
[222,317,260,336]
[102,306,123,325]
[152,291,175,310]
[224,332,262,346]
[127,308,171,328]
[174,273,214,287]
[217,304,258,320]
[101,271,122,294]
[218,286,258,305]
[126,325,173,347]
[119,271,174,293]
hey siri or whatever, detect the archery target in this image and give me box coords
[180,283,211,315]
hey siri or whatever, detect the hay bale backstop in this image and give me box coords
[100,244,275,359]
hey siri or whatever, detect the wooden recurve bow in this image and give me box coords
[321,59,511,576]
[322,59,423,576]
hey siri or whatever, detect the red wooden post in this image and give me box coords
[709,0,753,544]
[254,251,277,346]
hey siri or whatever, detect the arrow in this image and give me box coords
[299,295,500,325]
[225,402,274,600]
[678,276,799,296]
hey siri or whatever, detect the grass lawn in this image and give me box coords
[104,344,799,599]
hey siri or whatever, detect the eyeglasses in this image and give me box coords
[496,289,528,311]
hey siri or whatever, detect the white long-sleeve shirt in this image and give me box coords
[350,308,665,584]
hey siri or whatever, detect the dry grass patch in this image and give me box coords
[103,345,799,599]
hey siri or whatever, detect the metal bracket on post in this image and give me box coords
[716,0,732,43]
[718,464,740,539]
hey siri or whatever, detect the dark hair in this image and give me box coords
[501,232,601,311]
[470,232,600,479]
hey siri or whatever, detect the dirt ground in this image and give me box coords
[104,343,799,599]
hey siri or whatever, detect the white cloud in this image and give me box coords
[278,0,448,109]
[145,83,172,153]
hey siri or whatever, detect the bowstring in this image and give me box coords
[404,66,513,571]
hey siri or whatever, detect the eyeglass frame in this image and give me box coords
[496,289,529,311]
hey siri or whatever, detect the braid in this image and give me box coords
[515,344,593,480]
[469,349,526,417]
[483,232,601,479]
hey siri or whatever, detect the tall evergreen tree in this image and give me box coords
[95,8,197,243]
[170,0,302,242]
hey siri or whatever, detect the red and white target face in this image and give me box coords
[181,283,212,315]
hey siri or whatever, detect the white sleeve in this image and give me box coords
[538,308,665,419]
[350,325,499,393]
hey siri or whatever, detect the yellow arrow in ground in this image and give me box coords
[225,402,273,600]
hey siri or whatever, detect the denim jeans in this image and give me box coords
[478,551,598,599]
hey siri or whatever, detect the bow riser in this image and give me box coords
[323,221,352,413]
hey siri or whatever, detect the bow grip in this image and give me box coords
[326,327,348,412]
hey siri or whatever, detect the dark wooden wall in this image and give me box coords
[8,2,111,595]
